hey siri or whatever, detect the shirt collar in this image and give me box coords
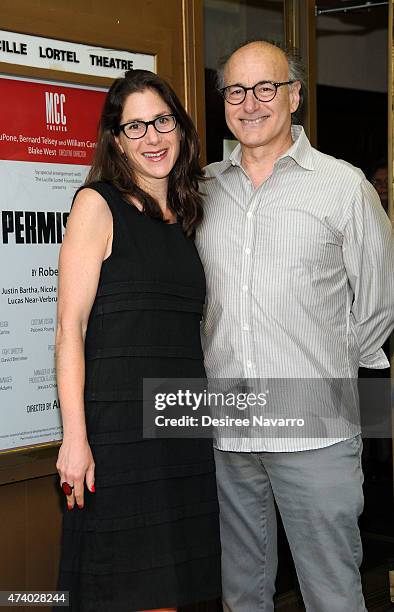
[228,143,242,167]
[224,124,314,174]
[278,125,314,170]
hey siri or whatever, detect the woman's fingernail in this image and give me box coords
[77,504,83,509]
[67,504,73,510]
[91,484,95,493]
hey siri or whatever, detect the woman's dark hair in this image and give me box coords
[86,69,203,236]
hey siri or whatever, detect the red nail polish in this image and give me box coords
[91,484,95,493]
[77,504,83,509]
[67,504,73,510]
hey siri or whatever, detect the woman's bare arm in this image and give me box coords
[55,188,112,509]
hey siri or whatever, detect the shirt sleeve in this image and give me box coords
[342,177,394,368]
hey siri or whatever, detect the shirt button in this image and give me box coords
[246,360,253,368]
[242,285,248,292]
[244,247,251,255]
[246,211,253,219]
[242,324,250,331]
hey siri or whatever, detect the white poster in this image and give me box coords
[0,76,107,451]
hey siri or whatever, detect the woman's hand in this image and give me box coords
[56,437,95,509]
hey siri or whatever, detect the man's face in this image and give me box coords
[372,166,388,212]
[223,43,300,152]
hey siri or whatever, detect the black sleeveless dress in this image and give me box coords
[55,182,221,611]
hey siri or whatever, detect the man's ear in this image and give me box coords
[289,81,301,114]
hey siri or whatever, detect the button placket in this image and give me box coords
[240,191,259,379]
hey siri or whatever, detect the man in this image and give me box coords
[370,159,388,214]
[196,41,394,612]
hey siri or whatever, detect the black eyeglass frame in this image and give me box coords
[219,80,295,105]
[117,114,178,139]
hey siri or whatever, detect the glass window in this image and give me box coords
[204,0,285,163]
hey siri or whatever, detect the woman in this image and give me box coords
[55,69,221,611]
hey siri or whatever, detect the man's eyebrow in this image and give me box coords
[224,80,273,87]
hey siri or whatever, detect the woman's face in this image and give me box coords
[115,88,181,192]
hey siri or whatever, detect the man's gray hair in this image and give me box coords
[216,40,306,121]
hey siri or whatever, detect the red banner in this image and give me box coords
[0,78,106,165]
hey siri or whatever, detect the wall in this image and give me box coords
[317,6,388,92]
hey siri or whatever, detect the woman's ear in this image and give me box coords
[114,134,125,157]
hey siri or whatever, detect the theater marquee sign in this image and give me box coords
[0,30,155,77]
[0,33,155,452]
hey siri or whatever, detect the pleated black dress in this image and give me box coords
[55,181,221,611]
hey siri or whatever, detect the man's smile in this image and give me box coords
[240,115,270,125]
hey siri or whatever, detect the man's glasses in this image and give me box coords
[118,114,177,139]
[220,81,295,105]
